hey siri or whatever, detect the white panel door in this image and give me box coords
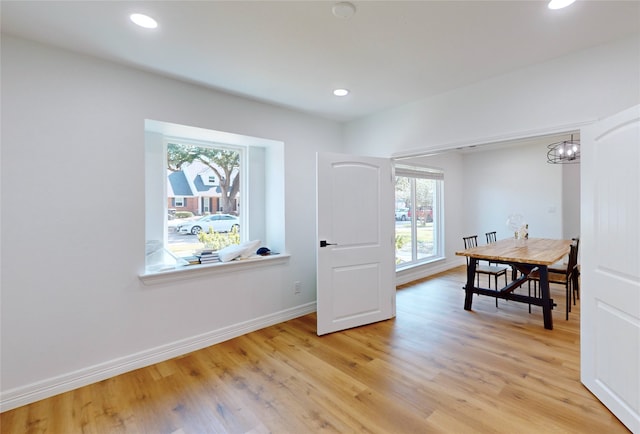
[316,152,395,336]
[581,104,640,433]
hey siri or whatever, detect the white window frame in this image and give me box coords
[142,119,286,279]
[174,196,185,207]
[394,164,445,270]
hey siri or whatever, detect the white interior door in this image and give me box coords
[316,152,395,335]
[581,104,640,432]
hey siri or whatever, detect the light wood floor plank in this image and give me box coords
[1,266,629,433]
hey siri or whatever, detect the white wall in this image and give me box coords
[460,143,564,240]
[562,163,581,240]
[0,35,343,410]
[344,35,640,158]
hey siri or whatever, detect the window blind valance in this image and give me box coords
[394,164,444,180]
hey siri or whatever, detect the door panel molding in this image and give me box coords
[581,105,640,433]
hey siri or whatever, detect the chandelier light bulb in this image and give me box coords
[547,134,580,164]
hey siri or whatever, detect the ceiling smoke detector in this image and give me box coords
[332,2,356,19]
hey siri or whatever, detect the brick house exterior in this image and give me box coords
[167,162,237,216]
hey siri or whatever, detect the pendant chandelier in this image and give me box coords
[547,134,580,164]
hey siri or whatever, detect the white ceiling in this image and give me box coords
[2,1,639,122]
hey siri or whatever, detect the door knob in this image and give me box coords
[320,240,337,247]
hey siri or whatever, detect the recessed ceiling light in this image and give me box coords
[548,0,576,10]
[333,88,350,97]
[130,13,158,29]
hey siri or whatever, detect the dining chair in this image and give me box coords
[544,237,580,306]
[528,239,579,320]
[549,237,580,305]
[463,235,509,307]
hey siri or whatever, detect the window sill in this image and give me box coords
[139,253,290,285]
[396,255,445,272]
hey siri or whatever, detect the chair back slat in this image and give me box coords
[463,235,479,249]
[486,231,498,244]
[462,235,479,266]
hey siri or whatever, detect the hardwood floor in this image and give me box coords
[1,266,628,433]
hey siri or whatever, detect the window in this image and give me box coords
[394,165,444,268]
[143,119,285,275]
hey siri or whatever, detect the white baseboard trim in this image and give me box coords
[0,301,317,412]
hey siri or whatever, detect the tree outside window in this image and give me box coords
[167,143,240,214]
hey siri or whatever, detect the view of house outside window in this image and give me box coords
[395,166,444,267]
[144,119,284,274]
[166,142,242,257]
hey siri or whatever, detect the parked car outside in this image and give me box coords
[408,206,433,223]
[176,214,239,235]
[395,208,409,221]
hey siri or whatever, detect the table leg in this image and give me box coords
[539,265,554,330]
[464,258,477,310]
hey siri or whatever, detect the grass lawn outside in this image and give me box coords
[396,221,435,264]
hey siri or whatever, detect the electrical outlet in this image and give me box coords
[293,281,301,294]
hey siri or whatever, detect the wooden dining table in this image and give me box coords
[455,238,572,329]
